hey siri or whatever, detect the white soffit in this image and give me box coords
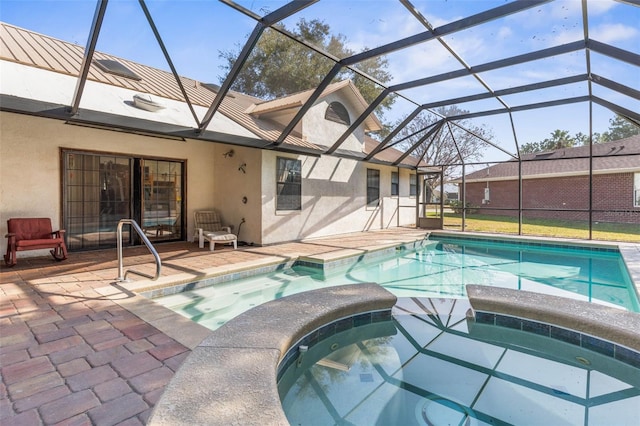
[0,59,258,139]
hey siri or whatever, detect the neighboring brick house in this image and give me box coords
[457,135,640,224]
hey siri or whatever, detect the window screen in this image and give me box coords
[391,172,399,196]
[367,169,380,207]
[276,157,302,210]
[410,174,417,196]
[325,102,351,125]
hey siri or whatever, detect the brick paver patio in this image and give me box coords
[1,228,428,425]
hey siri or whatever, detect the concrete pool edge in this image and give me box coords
[123,230,638,307]
[127,237,429,299]
[145,282,640,425]
[432,230,640,300]
[467,285,640,352]
[147,283,397,426]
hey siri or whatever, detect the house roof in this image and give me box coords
[0,22,321,150]
[364,136,422,167]
[1,0,637,170]
[246,80,383,132]
[0,22,410,164]
[458,135,640,183]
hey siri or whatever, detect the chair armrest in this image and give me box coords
[221,226,232,233]
[52,230,66,238]
[5,232,16,238]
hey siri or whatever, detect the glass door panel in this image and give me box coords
[142,159,183,241]
[100,156,132,245]
[63,151,132,250]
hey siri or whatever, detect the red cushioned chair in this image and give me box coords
[4,218,68,267]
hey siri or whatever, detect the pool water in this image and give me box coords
[278,298,640,426]
[155,237,639,330]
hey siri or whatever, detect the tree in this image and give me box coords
[519,115,638,154]
[219,19,394,121]
[601,115,639,142]
[520,129,574,154]
[576,131,607,146]
[396,106,491,180]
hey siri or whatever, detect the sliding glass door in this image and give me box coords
[63,150,184,251]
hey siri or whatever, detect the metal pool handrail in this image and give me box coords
[116,219,161,282]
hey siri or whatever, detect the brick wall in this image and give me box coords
[592,173,635,210]
[462,172,639,224]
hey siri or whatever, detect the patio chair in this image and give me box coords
[4,218,68,266]
[193,210,237,251]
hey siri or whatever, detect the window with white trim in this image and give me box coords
[410,174,417,196]
[391,172,399,196]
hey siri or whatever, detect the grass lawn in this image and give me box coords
[443,213,640,243]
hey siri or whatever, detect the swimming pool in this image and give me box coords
[154,236,639,330]
[278,297,640,425]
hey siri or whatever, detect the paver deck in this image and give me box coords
[1,228,429,425]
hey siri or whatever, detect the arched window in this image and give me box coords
[325,102,351,125]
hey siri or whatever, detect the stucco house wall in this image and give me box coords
[212,144,263,245]
[1,110,420,256]
[0,112,219,258]
[259,151,417,245]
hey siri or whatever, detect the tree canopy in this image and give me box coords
[520,115,638,154]
[219,19,394,122]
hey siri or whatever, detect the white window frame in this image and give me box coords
[391,171,399,196]
[410,174,417,197]
[634,172,640,207]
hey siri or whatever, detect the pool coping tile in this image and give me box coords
[466,285,640,353]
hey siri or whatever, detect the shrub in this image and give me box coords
[449,200,477,214]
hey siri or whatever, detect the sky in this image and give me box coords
[1,0,638,162]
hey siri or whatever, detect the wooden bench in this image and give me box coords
[4,218,68,267]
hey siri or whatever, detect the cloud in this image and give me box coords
[497,26,513,39]
[587,0,617,15]
[591,23,639,43]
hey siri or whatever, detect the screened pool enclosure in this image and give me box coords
[2,0,638,242]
